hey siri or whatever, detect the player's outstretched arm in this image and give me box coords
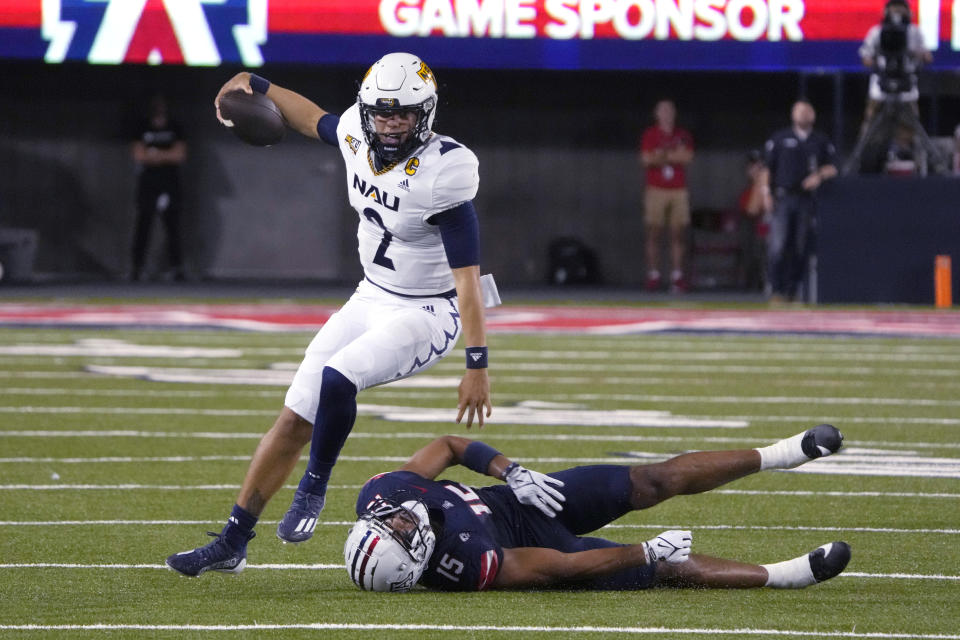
[399,435,506,481]
[495,546,647,588]
[214,72,327,139]
[452,265,491,429]
[399,436,565,517]
[494,530,691,589]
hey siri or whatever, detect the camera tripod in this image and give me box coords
[845,94,948,176]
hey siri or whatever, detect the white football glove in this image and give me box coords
[503,464,566,518]
[643,530,692,564]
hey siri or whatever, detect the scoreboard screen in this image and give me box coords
[2,0,959,70]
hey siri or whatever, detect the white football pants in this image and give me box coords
[284,279,461,422]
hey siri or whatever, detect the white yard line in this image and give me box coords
[0,388,279,398]
[2,429,960,451]
[433,361,960,378]
[4,389,960,414]
[0,622,955,638]
[1,481,956,500]
[491,349,960,363]
[0,563,957,584]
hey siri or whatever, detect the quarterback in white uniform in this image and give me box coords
[166,53,493,578]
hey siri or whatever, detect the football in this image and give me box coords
[218,90,286,147]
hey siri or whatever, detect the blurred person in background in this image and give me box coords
[883,123,919,176]
[848,0,940,174]
[858,0,932,132]
[737,150,769,292]
[639,99,694,293]
[130,94,187,282]
[953,124,960,175]
[763,100,837,304]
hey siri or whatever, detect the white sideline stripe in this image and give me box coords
[0,622,958,638]
[2,520,958,535]
[3,430,960,452]
[0,564,957,583]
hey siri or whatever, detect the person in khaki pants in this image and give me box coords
[639,99,694,293]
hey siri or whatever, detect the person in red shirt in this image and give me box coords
[640,99,695,292]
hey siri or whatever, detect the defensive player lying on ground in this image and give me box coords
[343,424,851,591]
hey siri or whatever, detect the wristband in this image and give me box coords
[500,462,519,482]
[465,346,488,369]
[463,441,501,475]
[249,73,270,95]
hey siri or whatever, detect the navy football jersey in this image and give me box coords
[356,471,502,591]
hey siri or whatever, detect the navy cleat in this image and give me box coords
[276,489,325,544]
[808,541,852,583]
[165,530,254,577]
[801,424,844,460]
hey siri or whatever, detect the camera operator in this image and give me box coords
[858,0,932,129]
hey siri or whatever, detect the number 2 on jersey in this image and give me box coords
[362,208,396,271]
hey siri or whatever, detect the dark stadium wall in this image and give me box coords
[1,61,953,286]
[818,177,960,305]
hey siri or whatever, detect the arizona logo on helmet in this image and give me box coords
[42,0,266,66]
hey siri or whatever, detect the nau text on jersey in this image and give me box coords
[353,174,401,211]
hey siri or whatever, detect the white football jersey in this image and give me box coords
[335,104,480,297]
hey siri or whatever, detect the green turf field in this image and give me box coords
[1,323,959,639]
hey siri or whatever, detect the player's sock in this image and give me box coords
[671,269,683,282]
[762,554,815,588]
[298,366,359,497]
[763,541,851,588]
[756,424,843,470]
[221,504,258,548]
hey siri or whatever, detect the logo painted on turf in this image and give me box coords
[42,0,266,66]
[345,134,362,155]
